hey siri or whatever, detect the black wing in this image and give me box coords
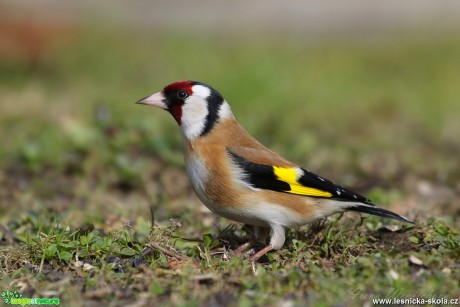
[228,150,373,205]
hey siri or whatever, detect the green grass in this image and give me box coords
[0,25,459,306]
[1,211,458,306]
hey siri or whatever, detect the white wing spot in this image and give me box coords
[317,176,325,181]
[353,195,358,199]
[295,168,305,180]
[336,189,341,195]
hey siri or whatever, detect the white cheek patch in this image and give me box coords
[178,85,213,140]
[180,97,208,140]
[191,85,211,99]
[180,85,234,140]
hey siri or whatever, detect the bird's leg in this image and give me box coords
[254,227,270,244]
[251,224,284,262]
[234,225,256,255]
[250,245,273,261]
[234,226,270,256]
[234,239,256,256]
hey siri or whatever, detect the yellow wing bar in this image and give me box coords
[273,166,333,197]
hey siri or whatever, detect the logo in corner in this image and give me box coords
[1,290,60,305]
[1,290,22,305]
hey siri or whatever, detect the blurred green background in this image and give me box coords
[1,1,459,226]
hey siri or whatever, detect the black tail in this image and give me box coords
[349,204,414,224]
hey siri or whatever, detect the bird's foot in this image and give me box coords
[233,240,255,256]
[250,245,273,262]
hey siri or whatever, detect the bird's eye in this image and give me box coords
[177,90,189,99]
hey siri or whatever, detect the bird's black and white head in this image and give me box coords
[136,81,233,140]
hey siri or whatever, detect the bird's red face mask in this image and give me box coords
[136,81,194,125]
[136,81,228,140]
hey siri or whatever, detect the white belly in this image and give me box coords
[184,154,304,228]
[184,154,266,226]
[185,155,211,208]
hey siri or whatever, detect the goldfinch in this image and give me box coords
[136,81,413,261]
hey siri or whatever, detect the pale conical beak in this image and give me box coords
[135,91,168,109]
